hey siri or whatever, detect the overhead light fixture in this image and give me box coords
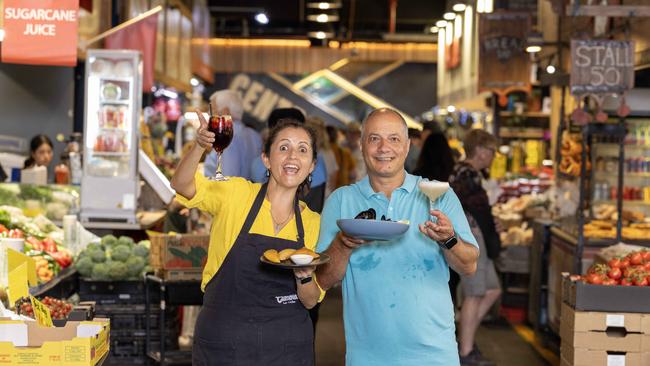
[526,45,542,53]
[307,14,339,22]
[546,65,556,74]
[307,2,342,9]
[0,29,4,42]
[443,12,456,20]
[477,0,494,13]
[429,26,439,33]
[190,77,200,87]
[447,105,456,113]
[315,31,327,39]
[254,12,269,24]
[307,31,334,39]
[525,30,543,53]
[435,20,448,28]
[452,3,467,12]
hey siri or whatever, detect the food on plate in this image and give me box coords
[418,181,449,202]
[355,208,376,220]
[290,254,314,265]
[263,249,280,263]
[278,248,296,261]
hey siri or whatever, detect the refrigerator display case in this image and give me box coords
[80,49,142,224]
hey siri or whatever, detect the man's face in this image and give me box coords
[361,112,410,179]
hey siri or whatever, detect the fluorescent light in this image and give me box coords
[317,14,328,22]
[254,13,269,24]
[315,31,327,39]
[190,77,200,87]
[308,14,339,22]
[435,20,448,28]
[0,29,4,42]
[454,14,462,38]
[429,26,439,33]
[307,2,342,9]
[319,2,330,9]
[485,0,494,13]
[443,12,456,20]
[526,45,541,53]
[447,105,456,113]
[546,65,556,74]
[453,3,466,12]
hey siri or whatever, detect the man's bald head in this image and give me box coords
[362,108,408,138]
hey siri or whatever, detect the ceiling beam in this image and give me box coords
[566,5,650,17]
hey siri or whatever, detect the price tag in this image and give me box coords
[607,354,625,366]
[7,249,37,286]
[8,263,29,305]
[30,296,54,327]
[606,314,625,327]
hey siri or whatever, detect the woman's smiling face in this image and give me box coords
[263,126,316,189]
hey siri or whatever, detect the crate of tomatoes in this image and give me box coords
[562,249,650,313]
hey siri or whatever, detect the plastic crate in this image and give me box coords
[78,279,160,304]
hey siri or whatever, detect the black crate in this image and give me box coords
[562,273,650,313]
[78,279,159,304]
[104,355,150,366]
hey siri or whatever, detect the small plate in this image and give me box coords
[336,219,409,241]
[260,253,330,269]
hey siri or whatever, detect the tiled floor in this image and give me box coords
[314,287,552,366]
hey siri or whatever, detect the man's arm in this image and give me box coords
[316,233,364,290]
[419,210,479,276]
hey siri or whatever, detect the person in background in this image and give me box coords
[413,131,461,306]
[449,129,502,366]
[172,111,323,365]
[251,109,329,213]
[345,122,365,182]
[316,108,479,366]
[23,134,54,170]
[405,128,422,173]
[203,90,260,180]
[0,162,7,182]
[326,125,355,189]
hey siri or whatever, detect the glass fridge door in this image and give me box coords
[85,52,138,179]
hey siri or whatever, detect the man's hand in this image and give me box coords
[337,231,367,250]
[419,210,456,242]
[194,108,215,150]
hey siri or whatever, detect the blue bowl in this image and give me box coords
[336,219,409,241]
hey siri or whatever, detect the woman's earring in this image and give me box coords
[308,174,312,184]
[265,169,270,178]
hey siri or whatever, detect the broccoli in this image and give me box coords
[117,236,135,248]
[75,257,94,278]
[88,248,106,263]
[85,242,103,252]
[137,240,151,249]
[132,243,150,258]
[108,261,129,280]
[101,235,117,247]
[91,262,111,280]
[111,245,131,262]
[126,256,146,277]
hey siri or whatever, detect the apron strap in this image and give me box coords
[239,182,306,244]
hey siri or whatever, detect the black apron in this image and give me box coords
[192,183,314,366]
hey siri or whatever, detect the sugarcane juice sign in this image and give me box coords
[1,0,79,66]
[570,40,635,96]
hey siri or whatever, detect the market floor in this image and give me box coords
[314,287,552,366]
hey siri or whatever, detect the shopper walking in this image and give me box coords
[449,129,502,366]
[326,125,355,189]
[316,108,479,366]
[172,111,323,366]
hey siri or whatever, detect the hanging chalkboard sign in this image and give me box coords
[570,40,635,96]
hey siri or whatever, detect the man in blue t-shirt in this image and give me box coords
[316,108,480,366]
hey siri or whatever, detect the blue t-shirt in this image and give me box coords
[250,154,327,187]
[316,173,478,366]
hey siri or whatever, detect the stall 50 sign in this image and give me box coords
[1,0,79,66]
[570,40,635,96]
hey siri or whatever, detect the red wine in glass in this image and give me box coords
[208,115,233,181]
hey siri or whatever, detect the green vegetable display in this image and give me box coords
[77,234,151,281]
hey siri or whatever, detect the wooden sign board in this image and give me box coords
[570,40,635,96]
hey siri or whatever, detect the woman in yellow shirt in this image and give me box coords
[171,111,322,366]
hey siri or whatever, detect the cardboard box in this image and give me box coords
[562,273,650,313]
[561,343,650,366]
[0,318,109,366]
[148,232,209,270]
[560,304,650,353]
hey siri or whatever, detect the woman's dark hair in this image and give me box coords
[414,133,455,182]
[23,134,53,168]
[264,119,318,198]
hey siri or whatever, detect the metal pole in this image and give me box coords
[574,126,588,274]
[616,118,626,242]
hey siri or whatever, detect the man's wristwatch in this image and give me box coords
[437,234,458,250]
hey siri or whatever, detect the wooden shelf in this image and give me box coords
[499,128,548,139]
[499,111,550,118]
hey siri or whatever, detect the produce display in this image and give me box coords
[571,249,650,286]
[0,206,64,243]
[75,234,151,281]
[15,296,73,320]
[0,183,79,221]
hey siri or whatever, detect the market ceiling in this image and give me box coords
[207,0,446,40]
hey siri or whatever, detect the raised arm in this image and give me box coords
[170,109,214,199]
[316,232,365,290]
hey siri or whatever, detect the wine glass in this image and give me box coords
[207,114,234,181]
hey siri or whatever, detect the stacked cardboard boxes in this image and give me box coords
[561,274,650,366]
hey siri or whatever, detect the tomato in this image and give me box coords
[620,278,634,286]
[620,257,631,269]
[0,224,7,233]
[643,262,650,272]
[608,267,622,280]
[608,257,623,269]
[633,276,648,286]
[641,250,650,262]
[587,273,604,285]
[602,278,617,286]
[624,267,638,278]
[629,252,644,266]
[42,237,57,253]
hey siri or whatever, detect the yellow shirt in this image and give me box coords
[176,173,322,292]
